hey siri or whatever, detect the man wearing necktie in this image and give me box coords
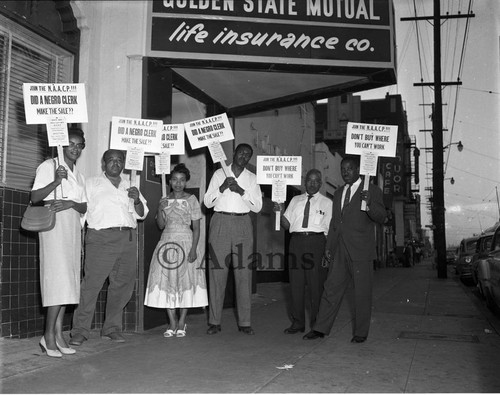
[303,155,386,343]
[275,169,332,334]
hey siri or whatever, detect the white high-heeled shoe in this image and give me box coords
[56,340,76,355]
[39,337,62,358]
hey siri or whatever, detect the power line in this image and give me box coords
[461,87,499,95]
[456,119,499,131]
[461,147,500,162]
[411,0,434,197]
[444,0,474,174]
[447,164,500,184]
[445,191,496,202]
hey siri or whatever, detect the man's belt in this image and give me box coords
[101,227,134,231]
[216,211,248,216]
[293,232,323,236]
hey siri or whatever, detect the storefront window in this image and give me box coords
[0,16,73,190]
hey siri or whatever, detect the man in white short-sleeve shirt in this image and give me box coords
[275,169,332,334]
[70,149,149,345]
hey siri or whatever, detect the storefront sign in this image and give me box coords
[154,1,390,25]
[148,0,394,68]
[381,157,405,200]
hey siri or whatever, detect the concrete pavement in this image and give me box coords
[2,259,500,393]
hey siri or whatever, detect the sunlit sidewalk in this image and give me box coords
[2,259,500,393]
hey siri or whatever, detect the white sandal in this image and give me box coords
[176,324,187,337]
[163,328,177,337]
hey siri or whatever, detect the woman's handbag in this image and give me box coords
[21,159,57,232]
[21,205,56,232]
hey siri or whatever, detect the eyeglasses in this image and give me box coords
[68,142,85,150]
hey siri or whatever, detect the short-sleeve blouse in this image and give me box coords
[32,158,87,203]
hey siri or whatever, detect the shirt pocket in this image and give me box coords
[313,209,326,225]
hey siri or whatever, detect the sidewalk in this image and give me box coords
[2,259,500,393]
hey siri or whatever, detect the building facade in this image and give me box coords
[0,0,396,338]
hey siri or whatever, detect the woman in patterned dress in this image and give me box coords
[144,163,207,337]
[31,128,87,357]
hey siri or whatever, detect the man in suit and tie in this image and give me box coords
[274,169,332,334]
[303,155,386,343]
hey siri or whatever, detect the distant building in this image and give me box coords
[316,93,422,266]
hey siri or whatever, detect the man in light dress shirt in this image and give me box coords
[275,169,332,334]
[70,149,149,345]
[204,143,263,335]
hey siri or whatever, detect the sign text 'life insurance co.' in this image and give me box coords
[148,0,394,68]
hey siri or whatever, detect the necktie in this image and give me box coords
[301,194,313,228]
[342,185,351,214]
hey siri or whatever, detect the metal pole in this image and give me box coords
[432,0,447,279]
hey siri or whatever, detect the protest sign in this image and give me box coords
[345,122,398,161]
[22,83,88,124]
[22,83,89,197]
[207,140,227,164]
[185,113,234,175]
[184,113,233,150]
[155,152,171,175]
[256,155,302,230]
[156,124,184,197]
[125,146,145,172]
[110,116,162,155]
[256,156,302,185]
[110,116,161,210]
[125,147,145,212]
[272,179,287,204]
[46,116,69,147]
[160,124,185,154]
[345,122,398,210]
[155,152,171,197]
[46,116,69,181]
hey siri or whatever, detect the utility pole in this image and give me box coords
[431,0,447,278]
[402,1,474,279]
[496,186,500,222]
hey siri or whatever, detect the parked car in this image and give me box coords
[454,236,480,283]
[476,227,500,311]
[446,248,457,265]
[470,232,495,285]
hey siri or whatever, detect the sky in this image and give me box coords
[359,0,500,247]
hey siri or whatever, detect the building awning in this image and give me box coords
[148,0,397,116]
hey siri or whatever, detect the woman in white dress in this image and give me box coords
[31,129,87,357]
[144,163,208,337]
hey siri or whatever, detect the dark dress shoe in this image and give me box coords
[351,336,367,343]
[303,330,324,340]
[69,333,87,346]
[284,325,305,334]
[238,326,255,335]
[206,324,221,335]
